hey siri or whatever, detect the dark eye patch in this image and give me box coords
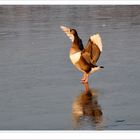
[70,29,73,32]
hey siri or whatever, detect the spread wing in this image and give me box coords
[82,34,103,66]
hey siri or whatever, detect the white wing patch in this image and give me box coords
[69,52,81,64]
[60,26,74,42]
[90,34,103,52]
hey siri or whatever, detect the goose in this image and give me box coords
[60,26,104,83]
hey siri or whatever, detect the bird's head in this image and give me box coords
[60,25,78,42]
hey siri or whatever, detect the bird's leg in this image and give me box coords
[84,73,89,83]
[81,73,89,83]
[81,73,86,82]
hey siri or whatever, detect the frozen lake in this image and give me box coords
[0,5,140,130]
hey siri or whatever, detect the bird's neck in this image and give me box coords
[70,36,82,54]
[70,43,81,54]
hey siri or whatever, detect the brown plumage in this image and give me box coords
[60,26,104,83]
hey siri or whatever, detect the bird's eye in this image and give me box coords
[70,29,75,34]
[70,29,73,32]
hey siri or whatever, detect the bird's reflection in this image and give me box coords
[72,83,103,130]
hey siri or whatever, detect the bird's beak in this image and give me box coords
[60,25,70,33]
[60,25,74,42]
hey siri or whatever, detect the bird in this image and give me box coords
[60,26,104,83]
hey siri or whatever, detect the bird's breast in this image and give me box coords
[69,52,81,65]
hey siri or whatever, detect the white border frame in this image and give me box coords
[0,0,139,5]
[0,131,140,139]
[0,2,139,140]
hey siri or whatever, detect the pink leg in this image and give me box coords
[81,73,86,82]
[84,73,89,83]
[81,73,89,83]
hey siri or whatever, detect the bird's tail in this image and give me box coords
[90,66,104,73]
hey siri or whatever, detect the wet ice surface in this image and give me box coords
[0,6,140,130]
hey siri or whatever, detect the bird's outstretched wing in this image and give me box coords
[82,34,103,66]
